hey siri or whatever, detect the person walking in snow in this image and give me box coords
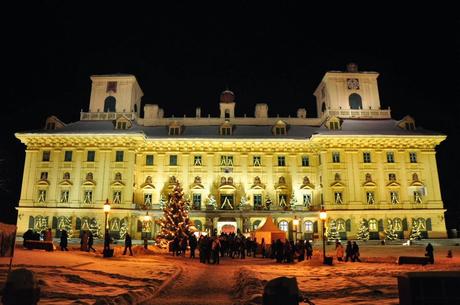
[345,241,353,262]
[336,241,344,261]
[87,231,96,252]
[425,242,434,264]
[123,233,133,256]
[352,241,361,262]
[60,229,68,251]
[189,234,197,259]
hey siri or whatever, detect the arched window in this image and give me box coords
[304,221,313,233]
[418,218,427,231]
[349,93,362,109]
[278,220,289,232]
[393,218,403,231]
[194,220,202,231]
[336,219,346,232]
[368,219,378,232]
[253,220,261,230]
[104,96,116,112]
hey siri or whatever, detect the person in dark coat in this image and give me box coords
[189,234,197,259]
[425,243,434,264]
[60,229,68,251]
[80,231,89,251]
[123,233,133,256]
[87,231,96,252]
[305,241,313,260]
[352,241,361,262]
[345,241,353,262]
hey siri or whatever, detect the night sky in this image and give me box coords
[2,3,459,229]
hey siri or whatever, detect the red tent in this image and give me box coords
[251,216,286,245]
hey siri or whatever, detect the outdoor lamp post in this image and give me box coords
[319,208,327,264]
[103,199,111,257]
[293,216,299,243]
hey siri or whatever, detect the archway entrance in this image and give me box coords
[217,217,237,234]
[104,96,116,112]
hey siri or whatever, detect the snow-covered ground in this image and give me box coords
[1,240,460,305]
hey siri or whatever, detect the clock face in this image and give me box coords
[347,78,360,90]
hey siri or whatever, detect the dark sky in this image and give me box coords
[2,3,459,229]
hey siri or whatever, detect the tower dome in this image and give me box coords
[220,90,235,103]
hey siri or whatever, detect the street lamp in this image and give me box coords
[293,216,299,243]
[319,208,327,264]
[103,199,111,257]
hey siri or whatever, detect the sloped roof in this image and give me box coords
[255,216,285,233]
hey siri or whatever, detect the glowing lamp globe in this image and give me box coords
[103,199,111,213]
[319,210,327,221]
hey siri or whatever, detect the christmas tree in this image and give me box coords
[326,220,340,241]
[409,220,422,240]
[156,182,193,248]
[384,219,399,241]
[356,219,370,241]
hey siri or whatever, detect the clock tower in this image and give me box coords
[313,63,389,119]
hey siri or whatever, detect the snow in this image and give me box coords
[1,240,460,305]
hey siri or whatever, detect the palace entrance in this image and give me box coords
[217,217,237,234]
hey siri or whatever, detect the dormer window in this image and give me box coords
[106,81,117,93]
[44,116,65,130]
[405,122,415,131]
[273,120,287,135]
[326,116,341,130]
[46,122,56,130]
[169,126,181,135]
[398,115,416,131]
[330,122,340,130]
[114,116,132,130]
[220,122,233,136]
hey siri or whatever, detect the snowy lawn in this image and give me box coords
[0,244,178,305]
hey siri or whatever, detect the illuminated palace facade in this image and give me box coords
[15,64,447,241]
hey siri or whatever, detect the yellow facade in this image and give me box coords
[15,65,447,241]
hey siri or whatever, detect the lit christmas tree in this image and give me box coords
[156,182,193,248]
[356,219,370,241]
[409,220,422,240]
[384,219,399,241]
[326,220,340,241]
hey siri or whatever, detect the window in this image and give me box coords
[414,191,423,203]
[37,190,46,202]
[113,191,122,204]
[169,126,181,135]
[278,221,289,232]
[220,155,233,166]
[334,192,343,204]
[144,193,152,205]
[40,172,48,180]
[390,191,399,204]
[386,152,394,163]
[389,173,396,182]
[221,127,232,135]
[409,152,417,163]
[106,81,117,92]
[366,192,375,204]
[115,151,124,162]
[146,154,154,166]
[368,219,378,232]
[192,194,201,209]
[46,122,56,130]
[278,156,286,166]
[116,122,127,130]
[275,126,286,135]
[63,172,70,180]
[254,195,262,209]
[330,121,340,130]
[393,218,403,231]
[42,150,51,162]
[363,152,371,163]
[64,151,73,162]
[170,155,178,166]
[253,156,261,166]
[194,155,202,166]
[86,151,95,162]
[405,122,415,130]
[301,156,309,167]
[336,219,346,232]
[349,93,362,109]
[303,194,312,207]
[60,190,69,203]
[83,190,93,204]
[86,172,93,181]
[304,221,314,233]
[332,152,340,163]
[279,194,288,207]
[114,172,122,181]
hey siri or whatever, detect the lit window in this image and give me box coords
[390,191,399,204]
[304,221,313,232]
[115,151,124,162]
[363,152,371,163]
[170,155,178,166]
[332,152,340,163]
[116,122,127,130]
[194,155,202,166]
[254,195,263,209]
[279,221,289,232]
[83,190,93,204]
[334,192,343,204]
[169,126,181,135]
[303,194,312,206]
[386,152,394,163]
[87,151,95,162]
[220,155,233,166]
[389,173,396,182]
[409,152,417,163]
[336,219,346,232]
[301,156,309,167]
[113,191,122,204]
[64,151,72,162]
[278,156,286,166]
[368,219,378,232]
[146,154,154,166]
[37,190,46,203]
[253,156,261,166]
[221,127,232,135]
[192,194,201,209]
[366,192,375,204]
[329,121,340,130]
[275,126,286,135]
[42,151,51,162]
[40,172,48,180]
[60,190,69,203]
